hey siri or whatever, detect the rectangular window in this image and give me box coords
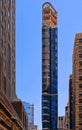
[79,99,82,103]
[79,38,82,43]
[80,114,82,118]
[4,76,6,93]
[79,54,82,58]
[79,61,82,66]
[0,0,3,7]
[79,121,82,125]
[79,92,82,96]
[79,84,82,88]
[79,69,82,74]
[79,106,82,110]
[79,76,82,80]
[42,38,49,43]
[79,46,82,51]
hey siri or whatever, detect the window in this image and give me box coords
[79,76,82,81]
[7,22,10,30]
[79,121,82,125]
[7,11,11,17]
[79,61,82,66]
[79,54,82,58]
[0,0,3,7]
[0,26,3,35]
[0,12,3,21]
[79,92,82,96]
[42,29,49,36]
[79,69,82,74]
[7,45,11,80]
[8,33,10,41]
[4,76,6,93]
[79,106,82,110]
[0,39,3,49]
[42,78,47,83]
[79,84,82,88]
[80,114,82,118]
[79,46,82,51]
[42,38,49,43]
[43,72,50,77]
[79,99,82,103]
[79,38,82,43]
[7,0,11,4]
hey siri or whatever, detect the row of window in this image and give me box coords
[0,11,11,21]
[42,65,50,69]
[0,0,11,7]
[0,31,11,42]
[0,22,11,32]
[42,72,50,76]
[79,46,82,51]
[79,38,82,43]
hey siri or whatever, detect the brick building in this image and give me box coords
[0,0,28,130]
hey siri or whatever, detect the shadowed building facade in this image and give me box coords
[42,2,58,130]
[0,0,28,130]
[69,74,74,130]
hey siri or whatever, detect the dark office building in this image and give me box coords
[42,2,58,130]
[0,0,27,130]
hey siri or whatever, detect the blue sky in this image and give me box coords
[16,0,82,129]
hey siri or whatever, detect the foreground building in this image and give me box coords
[0,0,27,130]
[42,2,58,130]
[70,33,82,130]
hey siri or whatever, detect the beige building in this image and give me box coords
[58,116,64,129]
[0,0,28,130]
[72,33,82,130]
[58,103,69,130]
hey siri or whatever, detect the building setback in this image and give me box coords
[0,0,27,130]
[42,2,58,130]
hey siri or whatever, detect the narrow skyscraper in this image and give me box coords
[42,2,58,130]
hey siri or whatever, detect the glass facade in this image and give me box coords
[50,28,58,130]
[42,28,58,130]
[23,102,34,126]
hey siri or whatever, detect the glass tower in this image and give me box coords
[23,101,34,126]
[42,2,58,130]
